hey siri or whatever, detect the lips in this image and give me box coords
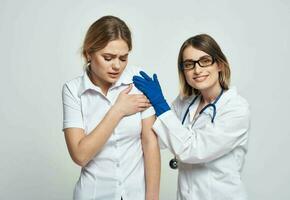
[108,72,120,77]
[193,75,208,82]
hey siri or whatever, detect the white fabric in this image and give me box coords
[153,87,250,200]
[62,66,155,200]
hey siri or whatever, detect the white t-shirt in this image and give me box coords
[62,66,155,200]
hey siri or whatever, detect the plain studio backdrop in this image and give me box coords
[1,0,289,199]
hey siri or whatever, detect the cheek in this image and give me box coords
[92,58,106,67]
[208,70,220,84]
[208,65,220,79]
[183,71,192,82]
[121,60,128,68]
[118,61,128,72]
[90,62,107,75]
[91,57,109,69]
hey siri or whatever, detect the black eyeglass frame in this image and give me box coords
[180,56,215,70]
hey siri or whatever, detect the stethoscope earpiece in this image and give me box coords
[169,157,178,169]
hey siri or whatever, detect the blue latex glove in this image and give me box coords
[133,71,170,116]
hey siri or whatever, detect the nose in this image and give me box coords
[193,64,202,74]
[112,59,121,70]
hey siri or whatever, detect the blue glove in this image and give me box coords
[133,71,170,116]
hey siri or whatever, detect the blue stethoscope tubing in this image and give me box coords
[181,88,224,124]
[169,89,224,169]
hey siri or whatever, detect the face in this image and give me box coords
[182,46,221,93]
[87,39,129,88]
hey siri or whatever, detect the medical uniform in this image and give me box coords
[62,66,155,200]
[153,87,250,200]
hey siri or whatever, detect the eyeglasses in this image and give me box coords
[180,56,215,70]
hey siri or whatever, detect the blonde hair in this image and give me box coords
[177,34,231,97]
[82,16,132,66]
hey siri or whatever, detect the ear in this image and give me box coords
[85,51,91,61]
[217,62,223,72]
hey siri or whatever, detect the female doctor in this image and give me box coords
[62,16,160,200]
[133,34,250,200]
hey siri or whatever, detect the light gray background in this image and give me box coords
[1,0,290,199]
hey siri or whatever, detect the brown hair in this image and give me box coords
[177,34,231,97]
[82,15,132,65]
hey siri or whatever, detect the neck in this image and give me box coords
[88,71,111,95]
[200,83,222,104]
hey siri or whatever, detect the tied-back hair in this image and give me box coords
[81,15,132,71]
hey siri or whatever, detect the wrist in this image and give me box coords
[110,105,125,119]
[146,192,159,200]
[154,101,170,117]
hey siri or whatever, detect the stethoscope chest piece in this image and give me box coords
[168,89,224,170]
[169,157,178,169]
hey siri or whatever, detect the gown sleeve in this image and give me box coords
[152,100,250,164]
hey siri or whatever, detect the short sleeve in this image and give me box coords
[141,106,155,119]
[128,67,156,120]
[62,84,84,131]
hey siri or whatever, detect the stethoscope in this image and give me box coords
[169,89,224,169]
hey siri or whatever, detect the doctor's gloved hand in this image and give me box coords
[132,71,170,116]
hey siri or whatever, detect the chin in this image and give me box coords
[190,81,209,91]
[194,86,209,92]
[107,77,119,84]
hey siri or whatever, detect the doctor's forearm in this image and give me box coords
[154,110,250,164]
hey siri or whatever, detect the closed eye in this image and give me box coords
[119,55,128,62]
[104,57,112,61]
[120,58,127,62]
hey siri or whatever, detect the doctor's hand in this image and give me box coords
[133,71,170,116]
[113,84,151,117]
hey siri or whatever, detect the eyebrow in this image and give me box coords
[102,53,129,57]
[183,55,211,62]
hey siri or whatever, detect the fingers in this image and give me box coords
[124,94,151,113]
[139,97,151,105]
[131,94,150,102]
[153,73,161,89]
[130,83,148,97]
[138,101,151,107]
[137,101,152,112]
[129,94,151,107]
[132,77,147,92]
[132,75,147,84]
[153,73,158,82]
[121,84,133,94]
[139,71,152,81]
[133,82,148,90]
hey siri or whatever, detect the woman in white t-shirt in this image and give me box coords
[62,15,160,200]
